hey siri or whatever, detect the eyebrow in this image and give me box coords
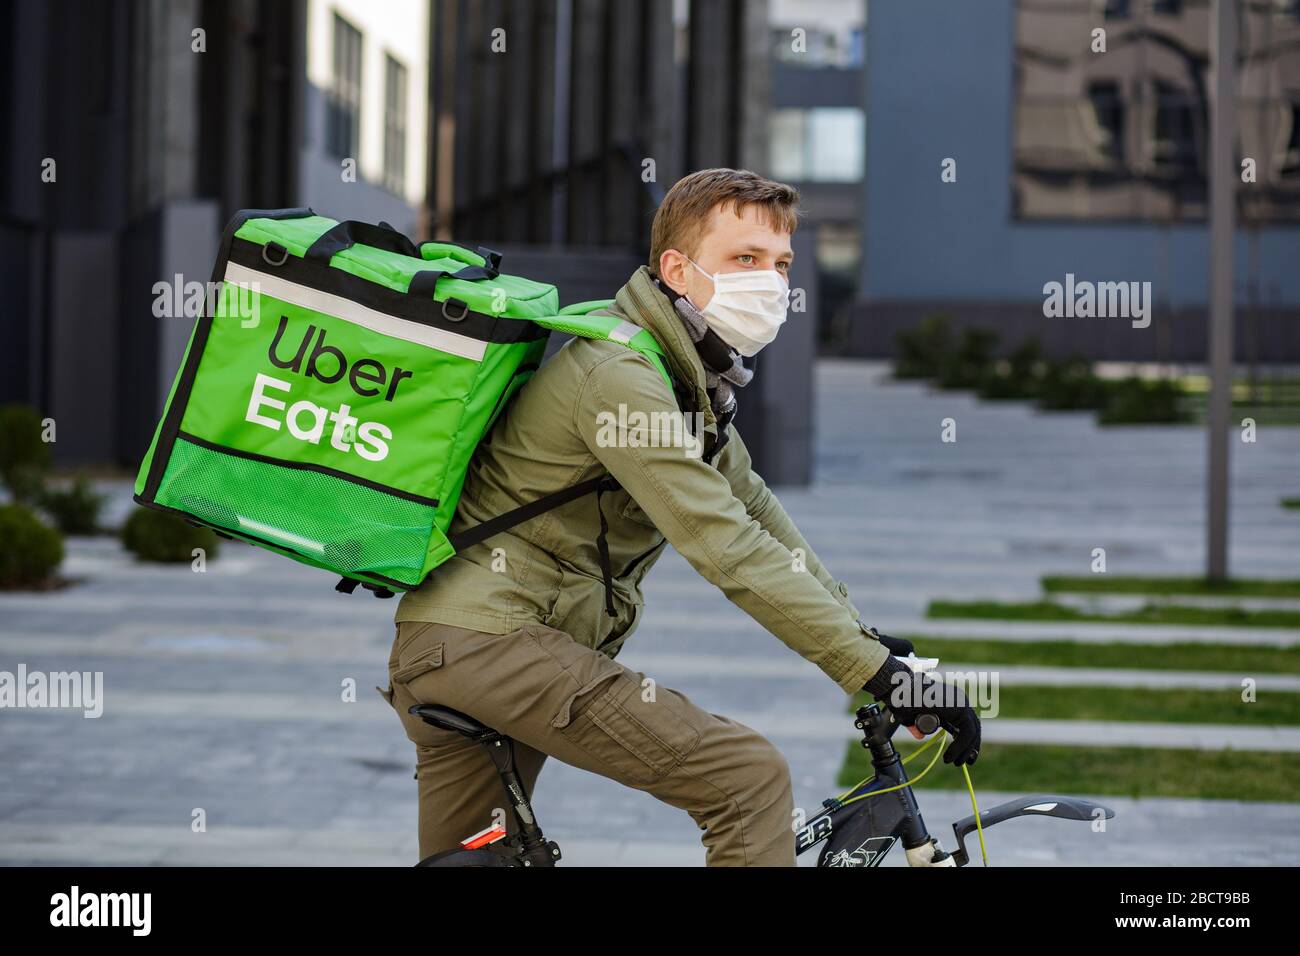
[735,245,794,259]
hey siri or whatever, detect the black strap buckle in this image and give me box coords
[475,246,503,278]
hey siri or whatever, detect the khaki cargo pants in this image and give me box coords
[381,621,796,866]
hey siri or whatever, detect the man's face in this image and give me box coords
[660,203,794,310]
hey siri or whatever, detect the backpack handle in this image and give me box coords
[305,219,421,263]
[406,246,502,300]
[420,242,484,266]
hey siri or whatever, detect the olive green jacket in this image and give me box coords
[395,266,888,693]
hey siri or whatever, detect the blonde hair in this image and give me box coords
[649,168,800,273]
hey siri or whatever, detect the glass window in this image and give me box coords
[1012,0,1300,222]
[326,14,363,161]
[383,54,408,194]
[768,0,864,68]
[768,108,864,182]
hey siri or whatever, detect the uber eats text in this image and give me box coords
[244,316,412,462]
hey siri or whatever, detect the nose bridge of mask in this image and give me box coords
[688,256,787,294]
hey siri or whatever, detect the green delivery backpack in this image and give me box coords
[134,208,671,598]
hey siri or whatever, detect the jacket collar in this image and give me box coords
[612,266,717,436]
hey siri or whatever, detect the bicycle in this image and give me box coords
[409,687,1114,867]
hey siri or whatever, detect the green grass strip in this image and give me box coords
[839,741,1300,802]
[927,599,1300,628]
[1282,498,1300,511]
[1041,575,1300,598]
[850,687,1300,726]
[894,636,1300,675]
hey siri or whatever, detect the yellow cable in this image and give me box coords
[961,762,989,866]
[833,728,942,802]
[839,731,945,805]
[837,727,993,867]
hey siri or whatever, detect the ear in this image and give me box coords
[658,249,691,297]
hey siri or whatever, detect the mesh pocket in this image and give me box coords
[154,437,437,586]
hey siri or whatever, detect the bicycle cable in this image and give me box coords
[835,729,990,865]
[961,762,988,866]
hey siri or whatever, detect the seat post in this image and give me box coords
[409,704,562,865]
[480,732,559,867]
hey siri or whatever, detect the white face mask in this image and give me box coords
[686,258,790,357]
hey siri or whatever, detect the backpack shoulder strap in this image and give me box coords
[437,302,676,615]
[532,301,673,391]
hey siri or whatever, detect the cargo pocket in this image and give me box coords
[552,671,701,788]
[391,641,445,685]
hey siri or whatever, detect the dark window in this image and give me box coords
[383,55,408,194]
[1152,82,1200,175]
[1282,102,1300,176]
[326,14,362,161]
[1087,80,1125,162]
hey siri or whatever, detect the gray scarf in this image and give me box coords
[657,280,754,420]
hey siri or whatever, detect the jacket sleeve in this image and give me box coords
[713,424,866,623]
[574,349,888,693]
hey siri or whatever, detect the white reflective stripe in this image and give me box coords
[224,261,486,362]
[235,516,325,555]
[607,320,643,344]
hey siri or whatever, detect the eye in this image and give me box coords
[776,261,791,272]
[737,254,755,266]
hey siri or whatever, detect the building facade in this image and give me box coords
[847,0,1300,362]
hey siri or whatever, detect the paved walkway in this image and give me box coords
[2,360,1298,866]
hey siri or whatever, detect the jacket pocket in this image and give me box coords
[553,671,701,787]
[392,641,444,684]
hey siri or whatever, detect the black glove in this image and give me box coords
[863,656,981,766]
[876,631,915,658]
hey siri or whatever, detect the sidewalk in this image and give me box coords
[2,359,1298,866]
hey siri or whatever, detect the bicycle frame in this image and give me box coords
[796,702,945,866]
[796,702,1115,867]
[415,700,1115,867]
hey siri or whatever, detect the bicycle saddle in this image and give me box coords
[409,704,498,740]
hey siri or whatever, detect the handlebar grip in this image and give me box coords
[915,713,941,735]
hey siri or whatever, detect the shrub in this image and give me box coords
[978,338,1045,400]
[0,504,64,589]
[122,506,221,563]
[937,327,1000,390]
[894,313,953,380]
[1037,356,1108,411]
[0,404,52,503]
[1099,377,1189,425]
[41,476,108,535]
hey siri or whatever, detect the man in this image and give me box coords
[381,168,980,866]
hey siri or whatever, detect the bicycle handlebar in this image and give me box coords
[914,712,941,735]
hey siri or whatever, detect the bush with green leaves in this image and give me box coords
[122,507,221,563]
[0,504,64,589]
[0,404,52,503]
[978,339,1045,400]
[894,313,953,380]
[40,476,107,535]
[1037,356,1109,411]
[938,327,1000,390]
[1099,377,1189,425]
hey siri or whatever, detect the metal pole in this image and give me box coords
[1206,0,1237,582]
